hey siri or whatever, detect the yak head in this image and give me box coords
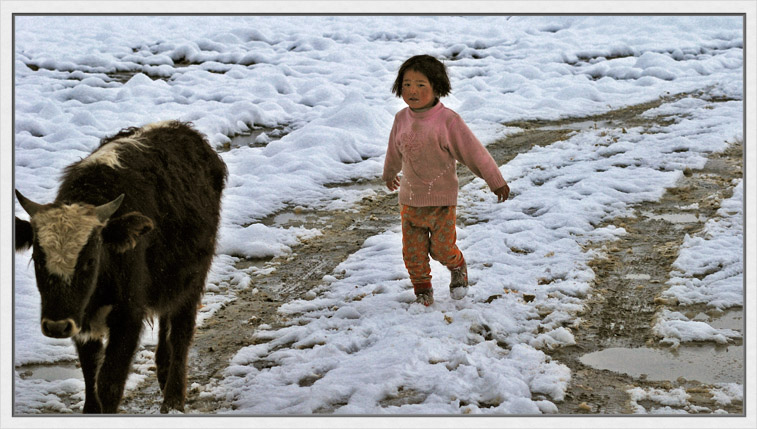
[14,190,153,339]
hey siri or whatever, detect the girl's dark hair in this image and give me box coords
[392,55,451,98]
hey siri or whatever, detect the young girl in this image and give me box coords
[383,55,509,306]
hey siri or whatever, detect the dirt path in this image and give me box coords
[550,138,743,414]
[115,92,743,414]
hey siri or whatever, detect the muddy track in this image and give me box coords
[550,131,744,413]
[488,91,742,414]
[113,91,742,414]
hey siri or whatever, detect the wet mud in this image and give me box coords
[549,128,744,414]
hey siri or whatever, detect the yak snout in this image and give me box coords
[41,318,78,338]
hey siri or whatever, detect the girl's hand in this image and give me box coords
[494,183,510,203]
[386,176,401,191]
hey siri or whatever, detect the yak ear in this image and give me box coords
[15,216,33,251]
[101,212,154,253]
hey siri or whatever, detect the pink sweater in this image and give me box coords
[383,102,506,207]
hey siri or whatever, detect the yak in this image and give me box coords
[14,121,227,413]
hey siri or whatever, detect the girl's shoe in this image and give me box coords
[449,260,468,300]
[415,288,434,306]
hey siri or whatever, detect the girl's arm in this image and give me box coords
[382,118,403,189]
[446,115,508,195]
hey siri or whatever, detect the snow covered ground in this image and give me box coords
[2,7,754,429]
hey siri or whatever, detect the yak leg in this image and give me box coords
[159,299,198,414]
[155,315,170,393]
[95,316,143,413]
[75,339,104,413]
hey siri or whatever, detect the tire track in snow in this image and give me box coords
[550,116,743,414]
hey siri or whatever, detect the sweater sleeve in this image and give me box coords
[445,114,507,191]
[382,116,403,182]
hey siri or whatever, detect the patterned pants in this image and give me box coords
[401,205,465,291]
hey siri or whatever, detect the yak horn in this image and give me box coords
[15,190,45,217]
[95,194,125,222]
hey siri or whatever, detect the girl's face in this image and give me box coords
[402,69,436,112]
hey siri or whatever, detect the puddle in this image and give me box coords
[270,210,329,228]
[624,273,651,280]
[235,257,273,272]
[705,310,743,332]
[257,208,330,229]
[580,343,743,384]
[18,363,82,382]
[272,211,308,226]
[536,120,616,132]
[641,211,702,224]
[581,307,744,385]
